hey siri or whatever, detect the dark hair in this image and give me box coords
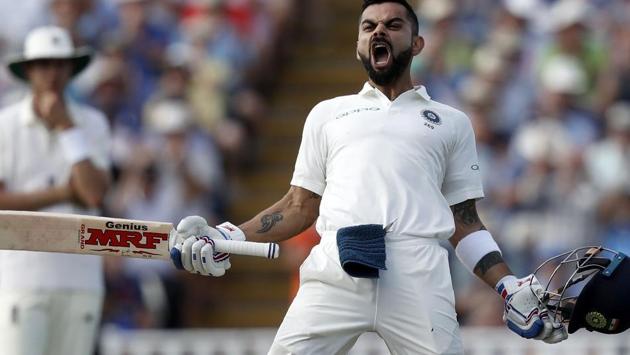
[361,0,419,35]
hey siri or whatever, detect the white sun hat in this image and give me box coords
[145,100,193,134]
[540,55,587,95]
[6,26,92,81]
[502,0,542,20]
[419,0,455,22]
[546,0,590,32]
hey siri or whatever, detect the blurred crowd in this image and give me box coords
[410,0,630,326]
[0,0,297,330]
[0,0,296,223]
[0,0,628,335]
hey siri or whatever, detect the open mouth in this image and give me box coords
[371,41,392,70]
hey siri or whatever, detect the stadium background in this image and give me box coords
[0,0,628,353]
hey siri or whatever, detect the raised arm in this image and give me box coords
[239,186,321,243]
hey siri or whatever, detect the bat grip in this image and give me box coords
[211,239,280,259]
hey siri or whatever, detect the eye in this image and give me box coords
[388,22,402,30]
[362,24,375,32]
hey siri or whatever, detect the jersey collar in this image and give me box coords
[358,82,431,102]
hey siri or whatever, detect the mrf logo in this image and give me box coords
[80,222,168,251]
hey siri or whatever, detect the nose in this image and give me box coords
[372,22,387,38]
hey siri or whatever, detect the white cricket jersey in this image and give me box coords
[291,83,484,241]
[0,94,111,291]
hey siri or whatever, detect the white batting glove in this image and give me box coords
[169,216,245,277]
[496,274,568,344]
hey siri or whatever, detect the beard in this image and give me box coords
[359,45,413,86]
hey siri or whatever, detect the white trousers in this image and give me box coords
[269,234,464,355]
[0,289,103,355]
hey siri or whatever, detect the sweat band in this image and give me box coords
[58,127,90,165]
[455,230,501,275]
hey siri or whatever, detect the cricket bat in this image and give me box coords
[0,210,279,259]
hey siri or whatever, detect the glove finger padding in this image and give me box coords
[169,216,210,270]
[201,225,233,264]
[191,238,209,274]
[177,216,210,235]
[533,311,554,340]
[180,237,200,273]
[505,308,545,339]
[502,274,566,340]
[200,240,227,277]
[543,323,568,344]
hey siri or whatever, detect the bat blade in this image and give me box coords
[0,211,279,259]
[0,210,173,259]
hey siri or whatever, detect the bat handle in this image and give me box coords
[211,239,280,259]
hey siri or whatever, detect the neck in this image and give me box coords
[369,73,414,101]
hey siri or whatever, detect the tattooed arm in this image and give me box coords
[238,186,321,243]
[448,199,513,288]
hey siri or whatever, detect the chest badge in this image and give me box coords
[422,110,441,125]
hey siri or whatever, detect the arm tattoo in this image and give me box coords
[257,212,283,233]
[452,199,486,230]
[473,251,504,275]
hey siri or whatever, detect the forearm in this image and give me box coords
[449,199,513,288]
[0,185,71,211]
[473,252,513,288]
[239,186,320,243]
[69,161,110,208]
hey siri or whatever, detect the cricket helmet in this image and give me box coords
[532,246,630,334]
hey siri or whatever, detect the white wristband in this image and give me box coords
[455,230,501,275]
[216,222,246,241]
[58,128,90,165]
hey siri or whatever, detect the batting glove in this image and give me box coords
[169,216,245,277]
[497,274,568,344]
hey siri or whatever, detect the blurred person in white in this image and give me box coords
[583,103,630,195]
[598,7,630,110]
[0,26,111,355]
[583,102,630,253]
[539,0,607,102]
[485,0,542,134]
[411,0,472,106]
[506,55,599,264]
[108,98,223,225]
[171,40,249,169]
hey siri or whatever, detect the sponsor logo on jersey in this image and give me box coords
[422,110,441,125]
[335,107,380,119]
[80,223,168,251]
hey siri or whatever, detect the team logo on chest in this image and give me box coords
[422,110,441,125]
[421,110,441,130]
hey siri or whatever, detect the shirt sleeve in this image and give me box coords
[290,101,330,196]
[441,112,485,205]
